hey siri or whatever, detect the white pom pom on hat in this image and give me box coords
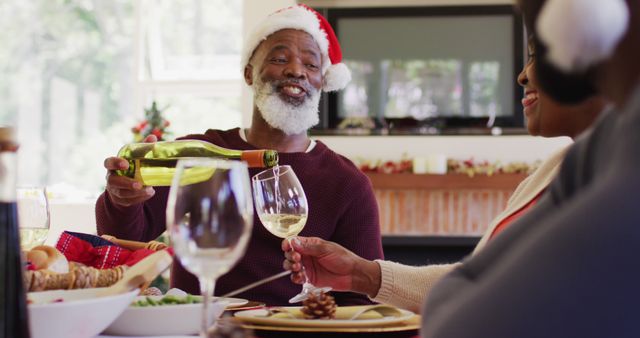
[322,62,351,92]
[241,4,351,92]
[536,0,629,72]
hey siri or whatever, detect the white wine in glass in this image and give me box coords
[260,213,308,239]
[252,165,331,303]
[166,158,253,337]
[17,187,50,250]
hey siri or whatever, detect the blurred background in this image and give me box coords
[0,0,569,262]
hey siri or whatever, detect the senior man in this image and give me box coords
[96,4,383,306]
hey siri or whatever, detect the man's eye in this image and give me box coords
[306,64,319,70]
[271,58,287,63]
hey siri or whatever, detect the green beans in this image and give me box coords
[132,294,200,307]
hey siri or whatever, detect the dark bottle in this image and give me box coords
[0,127,31,338]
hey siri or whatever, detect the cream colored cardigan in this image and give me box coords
[372,146,569,313]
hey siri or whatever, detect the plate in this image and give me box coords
[234,306,415,328]
[242,314,421,333]
[226,300,266,311]
[104,296,248,336]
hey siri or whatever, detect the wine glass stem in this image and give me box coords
[287,237,310,284]
[199,277,216,338]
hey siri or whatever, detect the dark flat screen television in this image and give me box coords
[312,5,525,135]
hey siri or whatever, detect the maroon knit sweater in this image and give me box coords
[96,128,383,306]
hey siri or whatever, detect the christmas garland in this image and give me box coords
[359,157,540,177]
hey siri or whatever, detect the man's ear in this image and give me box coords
[244,64,254,86]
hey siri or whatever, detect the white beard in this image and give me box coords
[253,78,321,135]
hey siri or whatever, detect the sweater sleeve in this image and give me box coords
[95,187,170,242]
[373,260,459,313]
[330,173,384,305]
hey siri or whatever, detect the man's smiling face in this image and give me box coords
[247,29,324,135]
[253,29,323,99]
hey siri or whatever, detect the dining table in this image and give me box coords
[96,311,421,338]
[27,233,421,338]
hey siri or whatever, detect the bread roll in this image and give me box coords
[26,245,69,273]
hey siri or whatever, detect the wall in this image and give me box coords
[317,135,569,163]
[242,0,566,164]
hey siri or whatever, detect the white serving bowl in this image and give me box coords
[28,288,139,338]
[104,296,237,336]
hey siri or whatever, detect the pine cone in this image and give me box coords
[301,292,336,320]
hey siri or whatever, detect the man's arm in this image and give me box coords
[95,187,169,242]
[422,175,640,338]
[95,137,168,242]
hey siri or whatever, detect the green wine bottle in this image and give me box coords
[115,139,278,186]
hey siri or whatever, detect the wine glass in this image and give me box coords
[17,187,50,250]
[166,158,253,337]
[252,165,331,303]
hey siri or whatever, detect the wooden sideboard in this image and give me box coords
[365,172,527,264]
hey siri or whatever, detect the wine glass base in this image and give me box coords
[288,283,332,303]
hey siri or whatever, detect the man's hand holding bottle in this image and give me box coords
[103,135,157,207]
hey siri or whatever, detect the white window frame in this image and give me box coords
[132,0,248,127]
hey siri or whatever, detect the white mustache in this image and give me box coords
[253,77,321,135]
[256,79,317,98]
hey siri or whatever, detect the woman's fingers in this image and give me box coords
[283,260,305,284]
[284,249,300,262]
[290,272,305,284]
[283,258,302,271]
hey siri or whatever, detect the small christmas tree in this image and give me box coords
[132,101,171,141]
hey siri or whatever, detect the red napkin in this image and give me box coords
[55,231,166,269]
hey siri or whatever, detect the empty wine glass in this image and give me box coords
[252,165,331,303]
[166,158,253,337]
[17,187,50,250]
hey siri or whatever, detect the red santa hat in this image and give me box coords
[241,4,351,92]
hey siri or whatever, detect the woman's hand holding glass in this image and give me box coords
[252,165,330,303]
[283,236,384,299]
[166,158,253,337]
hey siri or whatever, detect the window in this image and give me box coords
[0,0,243,193]
[137,0,244,162]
